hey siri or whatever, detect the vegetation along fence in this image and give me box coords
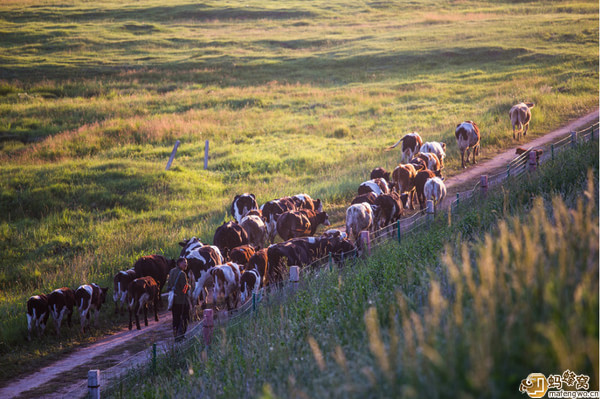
[74,122,597,398]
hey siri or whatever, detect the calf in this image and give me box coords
[213,221,249,260]
[420,142,446,168]
[424,177,447,207]
[229,245,256,266]
[75,284,108,333]
[345,202,374,242]
[240,268,261,304]
[374,192,404,230]
[358,178,390,196]
[48,287,75,337]
[240,213,267,249]
[455,121,481,168]
[231,193,258,223]
[276,209,330,241]
[210,262,242,310]
[127,276,160,330]
[113,269,136,314]
[370,167,391,182]
[133,255,176,298]
[351,192,378,206]
[261,197,297,244]
[391,163,417,209]
[509,102,535,140]
[26,294,49,341]
[414,170,436,210]
[247,248,270,287]
[388,132,423,163]
[516,147,543,165]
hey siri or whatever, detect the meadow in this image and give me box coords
[0,0,598,385]
[112,137,599,398]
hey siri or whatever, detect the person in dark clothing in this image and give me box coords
[167,257,190,341]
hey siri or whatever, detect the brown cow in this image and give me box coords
[455,121,481,168]
[276,209,330,241]
[374,192,404,230]
[246,248,269,287]
[414,170,436,210]
[509,102,535,140]
[229,245,256,266]
[127,276,160,330]
[391,163,417,209]
[370,167,391,182]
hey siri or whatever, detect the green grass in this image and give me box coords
[0,0,598,386]
[112,140,598,398]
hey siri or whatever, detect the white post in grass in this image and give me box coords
[289,266,300,292]
[204,140,209,170]
[88,369,100,399]
[528,151,537,172]
[165,140,180,171]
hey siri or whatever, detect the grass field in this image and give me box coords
[0,0,598,385]
[111,139,599,398]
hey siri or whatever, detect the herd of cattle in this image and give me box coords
[26,103,536,341]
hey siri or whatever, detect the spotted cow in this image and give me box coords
[113,269,136,314]
[231,193,259,223]
[48,287,75,337]
[75,284,108,333]
[455,121,481,168]
[26,294,49,341]
[388,132,423,163]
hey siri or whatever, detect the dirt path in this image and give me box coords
[0,109,597,399]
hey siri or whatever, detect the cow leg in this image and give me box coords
[154,296,159,322]
[461,150,466,169]
[128,308,133,330]
[523,122,529,136]
[143,304,149,327]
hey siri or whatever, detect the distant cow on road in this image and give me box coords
[455,121,481,169]
[509,102,535,140]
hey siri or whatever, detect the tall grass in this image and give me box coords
[110,141,598,398]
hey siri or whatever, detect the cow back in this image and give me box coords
[213,221,249,259]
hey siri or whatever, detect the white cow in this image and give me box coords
[345,202,374,242]
[424,177,447,207]
[420,141,446,168]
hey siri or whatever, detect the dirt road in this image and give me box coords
[1,108,597,399]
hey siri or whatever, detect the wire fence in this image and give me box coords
[88,121,598,398]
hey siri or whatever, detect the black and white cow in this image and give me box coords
[358,178,390,196]
[178,237,204,258]
[231,193,259,223]
[48,287,75,337]
[240,268,261,305]
[75,284,108,333]
[210,262,243,310]
[26,294,49,341]
[181,244,224,306]
[113,269,136,314]
[127,276,160,330]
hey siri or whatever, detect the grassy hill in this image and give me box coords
[0,0,598,384]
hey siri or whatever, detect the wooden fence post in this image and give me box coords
[571,131,577,148]
[528,151,537,172]
[165,140,181,171]
[289,266,300,292]
[360,230,371,256]
[426,200,435,223]
[88,369,100,399]
[396,220,401,244]
[204,140,210,170]
[328,252,333,272]
[480,175,488,196]
[203,309,214,346]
